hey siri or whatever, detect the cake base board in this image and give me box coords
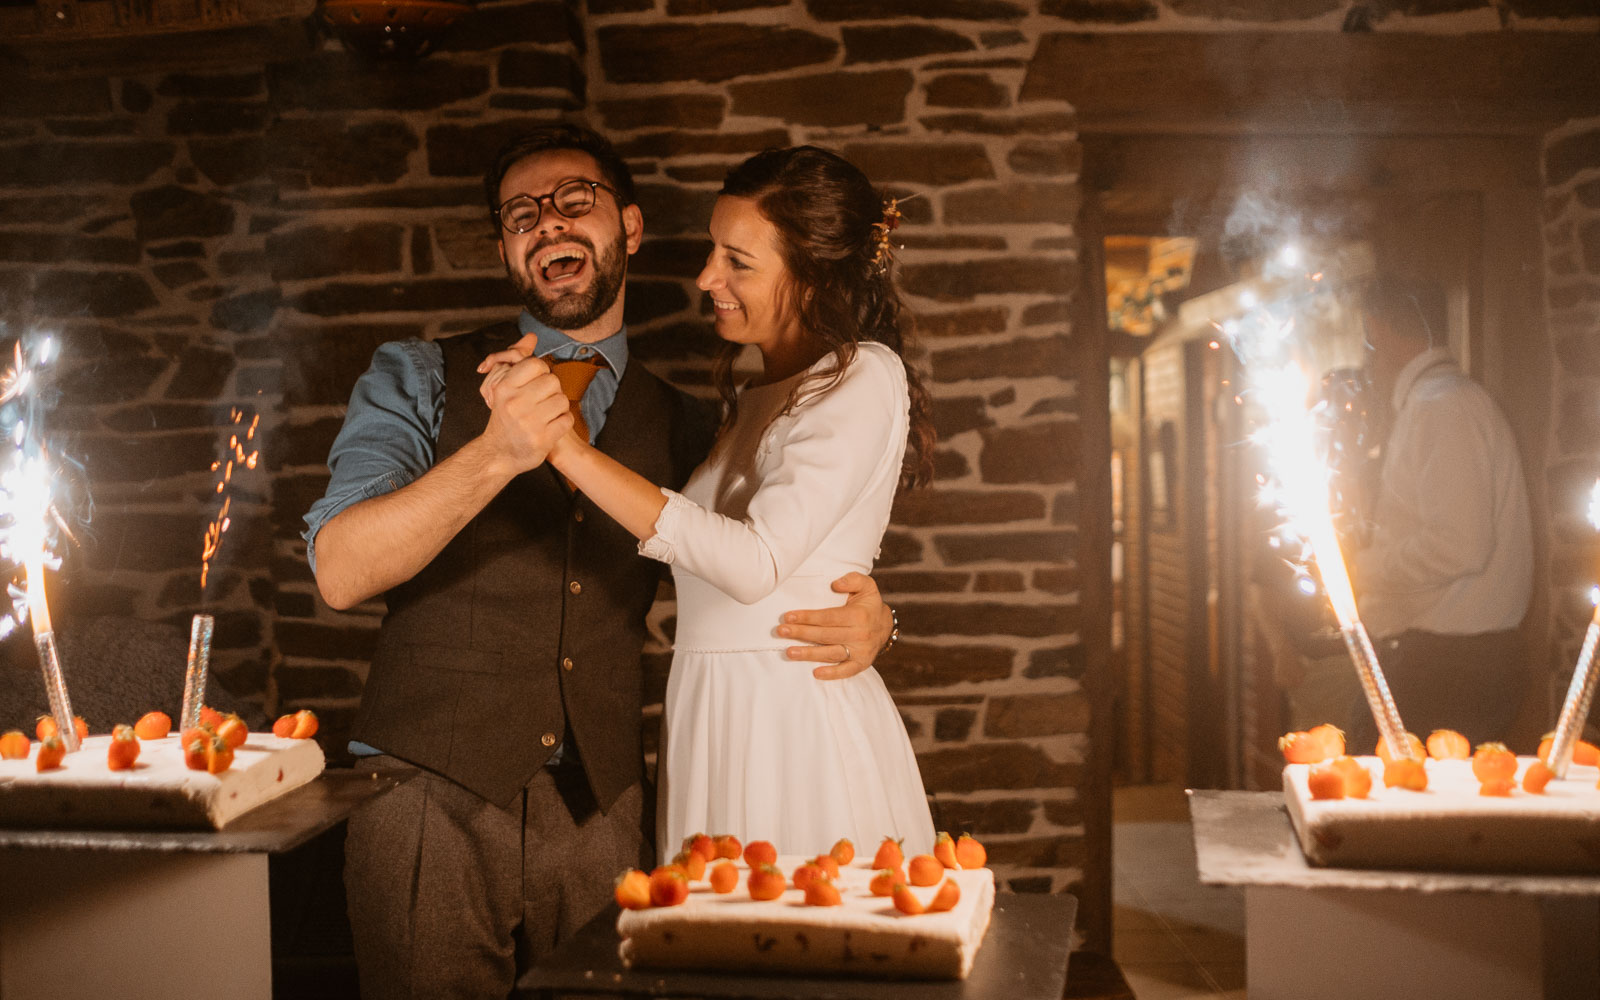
[1284,756,1600,873]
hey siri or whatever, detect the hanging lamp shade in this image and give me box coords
[319,0,470,58]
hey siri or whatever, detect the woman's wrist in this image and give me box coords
[879,604,899,656]
[547,429,582,468]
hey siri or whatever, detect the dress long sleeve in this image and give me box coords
[639,344,908,606]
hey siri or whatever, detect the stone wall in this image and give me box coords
[1543,116,1600,726]
[1,0,1596,954]
[0,0,1102,932]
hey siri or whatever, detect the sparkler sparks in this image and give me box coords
[201,407,260,592]
[0,335,82,752]
[185,405,261,730]
[1221,247,1416,762]
[0,339,75,640]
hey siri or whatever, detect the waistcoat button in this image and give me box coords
[540,732,556,747]
[574,509,585,522]
[568,580,581,595]
[562,657,574,671]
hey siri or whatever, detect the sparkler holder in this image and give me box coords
[33,628,78,753]
[179,613,214,732]
[1340,620,1416,762]
[1547,613,1600,778]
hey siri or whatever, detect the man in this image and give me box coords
[303,124,895,999]
[1348,277,1532,749]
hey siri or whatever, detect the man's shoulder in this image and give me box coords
[1412,368,1501,415]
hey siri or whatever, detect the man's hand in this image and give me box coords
[479,354,572,476]
[778,571,895,681]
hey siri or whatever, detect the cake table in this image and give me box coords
[0,766,405,1000]
[517,892,1077,1000]
[1190,789,1600,1000]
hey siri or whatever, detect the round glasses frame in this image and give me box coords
[495,179,620,235]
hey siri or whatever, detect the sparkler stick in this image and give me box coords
[1546,479,1600,777]
[26,540,76,753]
[179,612,214,732]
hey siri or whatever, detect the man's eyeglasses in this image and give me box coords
[496,179,620,235]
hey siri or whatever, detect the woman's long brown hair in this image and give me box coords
[711,145,935,491]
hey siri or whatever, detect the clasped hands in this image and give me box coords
[472,348,892,681]
[475,346,575,475]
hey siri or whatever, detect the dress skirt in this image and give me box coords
[656,648,935,863]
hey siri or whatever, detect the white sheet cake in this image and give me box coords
[0,732,325,830]
[617,855,995,979]
[1284,756,1600,873]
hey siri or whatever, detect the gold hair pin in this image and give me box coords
[870,193,920,271]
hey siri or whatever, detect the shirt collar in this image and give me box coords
[516,311,629,375]
[1391,346,1456,413]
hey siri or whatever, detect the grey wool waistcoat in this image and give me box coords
[351,322,715,811]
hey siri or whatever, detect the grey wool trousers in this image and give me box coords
[344,754,647,1000]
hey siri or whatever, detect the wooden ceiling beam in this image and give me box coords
[1023,32,1600,137]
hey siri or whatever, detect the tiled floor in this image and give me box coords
[1112,784,1247,999]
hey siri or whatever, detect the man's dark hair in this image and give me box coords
[482,123,636,220]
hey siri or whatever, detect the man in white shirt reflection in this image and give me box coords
[1348,277,1533,749]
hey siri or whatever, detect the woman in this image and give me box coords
[516,146,935,860]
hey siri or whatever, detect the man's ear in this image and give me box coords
[623,203,644,255]
[497,238,507,268]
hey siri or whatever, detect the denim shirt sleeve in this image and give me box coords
[302,339,445,573]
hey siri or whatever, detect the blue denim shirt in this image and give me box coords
[301,312,628,571]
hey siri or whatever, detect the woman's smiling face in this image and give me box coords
[696,195,796,353]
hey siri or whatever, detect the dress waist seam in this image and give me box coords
[673,643,789,654]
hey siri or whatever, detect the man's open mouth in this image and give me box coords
[536,247,589,284]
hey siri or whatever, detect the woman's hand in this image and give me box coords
[478,345,536,409]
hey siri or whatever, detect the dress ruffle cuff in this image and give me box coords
[638,487,693,563]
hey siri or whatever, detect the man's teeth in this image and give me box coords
[537,249,586,270]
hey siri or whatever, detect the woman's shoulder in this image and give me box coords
[785,342,906,431]
[834,341,906,391]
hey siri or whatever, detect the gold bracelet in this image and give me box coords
[880,605,899,655]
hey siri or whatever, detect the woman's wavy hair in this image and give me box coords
[712,145,935,491]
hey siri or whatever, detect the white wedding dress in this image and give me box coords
[640,342,936,862]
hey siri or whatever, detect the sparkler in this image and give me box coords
[0,338,80,752]
[1546,479,1600,777]
[1223,249,1417,762]
[179,611,213,732]
[181,406,259,730]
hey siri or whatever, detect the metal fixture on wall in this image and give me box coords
[318,0,470,57]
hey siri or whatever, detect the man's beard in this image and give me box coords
[510,230,628,332]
